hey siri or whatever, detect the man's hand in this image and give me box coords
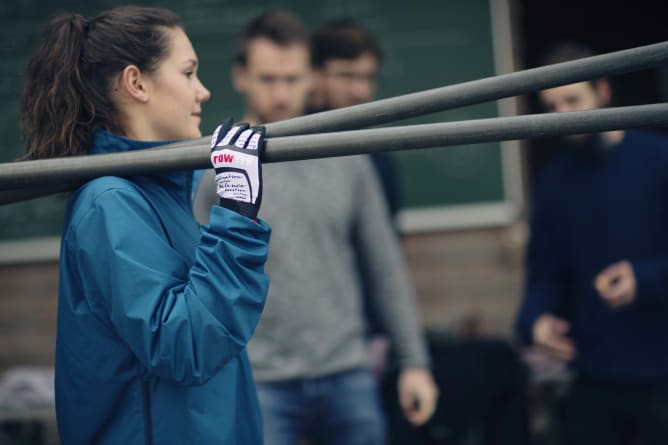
[532,314,575,361]
[594,260,636,308]
[398,367,439,426]
[210,118,265,220]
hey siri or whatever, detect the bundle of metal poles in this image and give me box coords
[1,40,668,205]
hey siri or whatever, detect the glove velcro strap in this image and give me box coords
[218,198,259,220]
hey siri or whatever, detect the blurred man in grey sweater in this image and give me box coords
[194,10,437,444]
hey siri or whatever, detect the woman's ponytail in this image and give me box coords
[21,14,94,159]
[20,6,182,160]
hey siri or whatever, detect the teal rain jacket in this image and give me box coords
[55,131,270,444]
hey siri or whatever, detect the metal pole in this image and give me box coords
[2,103,667,204]
[2,41,668,191]
[261,40,668,137]
[19,39,663,156]
[264,103,668,161]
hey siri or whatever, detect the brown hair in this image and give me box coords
[234,9,311,66]
[20,6,182,160]
[539,41,608,93]
[540,41,596,66]
[312,19,382,68]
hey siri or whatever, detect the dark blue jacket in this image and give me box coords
[516,130,668,383]
[56,131,270,444]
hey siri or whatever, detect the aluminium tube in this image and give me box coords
[2,40,668,191]
[101,40,668,143]
[2,103,668,204]
[262,40,668,137]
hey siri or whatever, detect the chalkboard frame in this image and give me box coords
[398,0,524,233]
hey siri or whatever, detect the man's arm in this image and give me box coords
[593,257,668,309]
[515,179,572,358]
[628,258,668,307]
[352,156,429,369]
[352,156,437,425]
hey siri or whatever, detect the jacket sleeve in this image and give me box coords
[67,187,270,386]
[632,258,668,307]
[515,183,564,345]
[630,142,668,308]
[352,157,430,370]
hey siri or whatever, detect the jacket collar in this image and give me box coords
[88,130,175,155]
[88,130,194,197]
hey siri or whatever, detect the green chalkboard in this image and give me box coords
[0,0,507,241]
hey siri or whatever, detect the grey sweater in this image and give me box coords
[194,155,430,382]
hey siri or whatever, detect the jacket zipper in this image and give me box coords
[141,380,154,445]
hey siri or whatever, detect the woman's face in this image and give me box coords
[143,27,211,140]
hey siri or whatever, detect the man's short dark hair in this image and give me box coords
[312,19,383,67]
[540,41,596,66]
[235,9,311,65]
[540,41,610,92]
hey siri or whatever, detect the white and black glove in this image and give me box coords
[209,118,265,219]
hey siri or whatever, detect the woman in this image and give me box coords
[21,6,269,444]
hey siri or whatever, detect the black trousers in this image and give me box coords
[381,337,532,445]
[562,376,668,445]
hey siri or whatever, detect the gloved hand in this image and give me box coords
[209,118,265,219]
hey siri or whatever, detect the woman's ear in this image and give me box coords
[118,65,150,103]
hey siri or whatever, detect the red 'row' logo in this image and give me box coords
[213,153,235,163]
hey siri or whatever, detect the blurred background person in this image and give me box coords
[194,9,437,445]
[311,18,532,445]
[515,42,668,445]
[309,19,400,221]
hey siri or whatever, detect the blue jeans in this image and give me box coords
[256,368,387,445]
